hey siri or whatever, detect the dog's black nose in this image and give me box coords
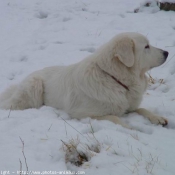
[163,51,169,59]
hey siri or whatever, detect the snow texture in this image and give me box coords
[159,0,175,3]
[0,0,175,175]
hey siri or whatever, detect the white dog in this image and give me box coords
[0,32,169,128]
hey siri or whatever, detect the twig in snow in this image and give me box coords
[19,159,22,175]
[89,119,100,145]
[8,105,12,118]
[48,123,53,131]
[59,116,89,142]
[64,121,67,136]
[19,137,28,174]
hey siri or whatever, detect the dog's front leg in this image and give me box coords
[135,108,168,126]
[91,115,131,129]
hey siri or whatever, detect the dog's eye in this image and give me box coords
[145,45,150,49]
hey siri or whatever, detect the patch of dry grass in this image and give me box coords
[62,138,100,167]
[147,72,165,87]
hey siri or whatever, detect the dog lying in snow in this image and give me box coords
[0,32,169,128]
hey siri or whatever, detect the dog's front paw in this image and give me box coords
[150,116,168,127]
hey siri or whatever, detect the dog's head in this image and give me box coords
[113,33,168,72]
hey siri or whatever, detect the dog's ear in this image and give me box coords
[114,37,135,67]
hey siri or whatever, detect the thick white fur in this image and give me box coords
[0,32,168,128]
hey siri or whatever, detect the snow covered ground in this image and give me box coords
[0,0,175,174]
[160,0,175,3]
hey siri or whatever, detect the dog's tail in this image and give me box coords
[0,77,44,110]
